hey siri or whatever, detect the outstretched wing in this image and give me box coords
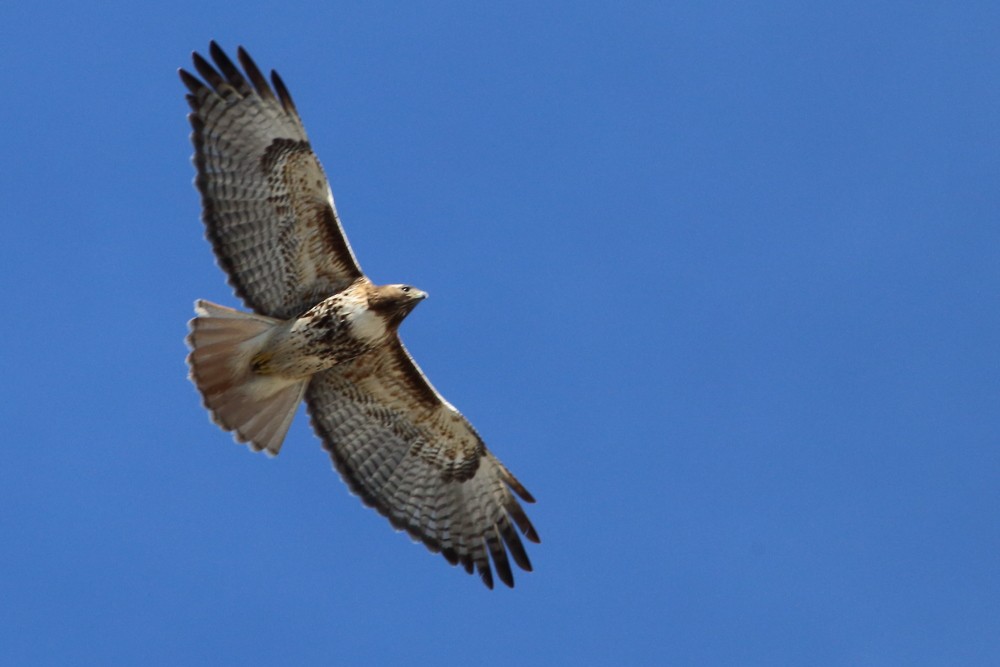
[181,42,363,319]
[305,339,540,589]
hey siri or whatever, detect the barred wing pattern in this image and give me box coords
[184,43,539,588]
[306,341,539,589]
[181,42,362,318]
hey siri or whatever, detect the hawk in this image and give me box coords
[181,43,538,589]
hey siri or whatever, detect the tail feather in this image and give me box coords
[186,299,306,455]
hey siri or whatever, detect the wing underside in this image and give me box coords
[184,44,540,589]
[181,42,362,318]
[305,339,540,589]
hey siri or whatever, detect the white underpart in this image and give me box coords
[343,301,389,344]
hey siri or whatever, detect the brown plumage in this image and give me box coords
[182,42,538,589]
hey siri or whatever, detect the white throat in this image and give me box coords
[343,300,389,343]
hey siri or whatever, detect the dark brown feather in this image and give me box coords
[305,338,540,588]
[178,68,205,96]
[208,41,252,95]
[185,44,539,589]
[192,51,225,90]
[236,46,277,102]
[184,43,363,318]
[271,70,298,116]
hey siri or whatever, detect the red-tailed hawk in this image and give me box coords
[181,43,538,589]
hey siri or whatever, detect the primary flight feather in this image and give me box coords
[182,42,538,589]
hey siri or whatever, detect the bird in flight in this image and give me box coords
[181,42,538,589]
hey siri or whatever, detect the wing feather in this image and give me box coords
[182,42,362,318]
[235,47,277,104]
[305,338,539,588]
[184,43,539,588]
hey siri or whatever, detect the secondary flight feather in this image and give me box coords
[181,42,538,589]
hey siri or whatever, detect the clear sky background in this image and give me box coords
[3,2,998,665]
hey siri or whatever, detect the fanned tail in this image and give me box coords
[186,300,306,455]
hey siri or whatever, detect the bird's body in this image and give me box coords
[248,279,425,378]
[182,43,538,589]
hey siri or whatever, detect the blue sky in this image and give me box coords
[3,1,999,664]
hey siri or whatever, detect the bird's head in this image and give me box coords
[368,283,428,326]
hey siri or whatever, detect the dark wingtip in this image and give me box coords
[178,68,204,95]
[489,536,514,588]
[499,516,533,571]
[192,50,223,89]
[495,563,514,588]
[271,70,298,115]
[477,562,494,590]
[505,497,541,544]
[208,42,250,93]
[236,45,277,101]
[509,477,536,504]
[208,40,226,65]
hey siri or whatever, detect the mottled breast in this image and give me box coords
[254,290,386,379]
[300,291,387,358]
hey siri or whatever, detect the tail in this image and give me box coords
[186,300,307,456]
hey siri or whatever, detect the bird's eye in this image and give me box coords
[401,285,411,293]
